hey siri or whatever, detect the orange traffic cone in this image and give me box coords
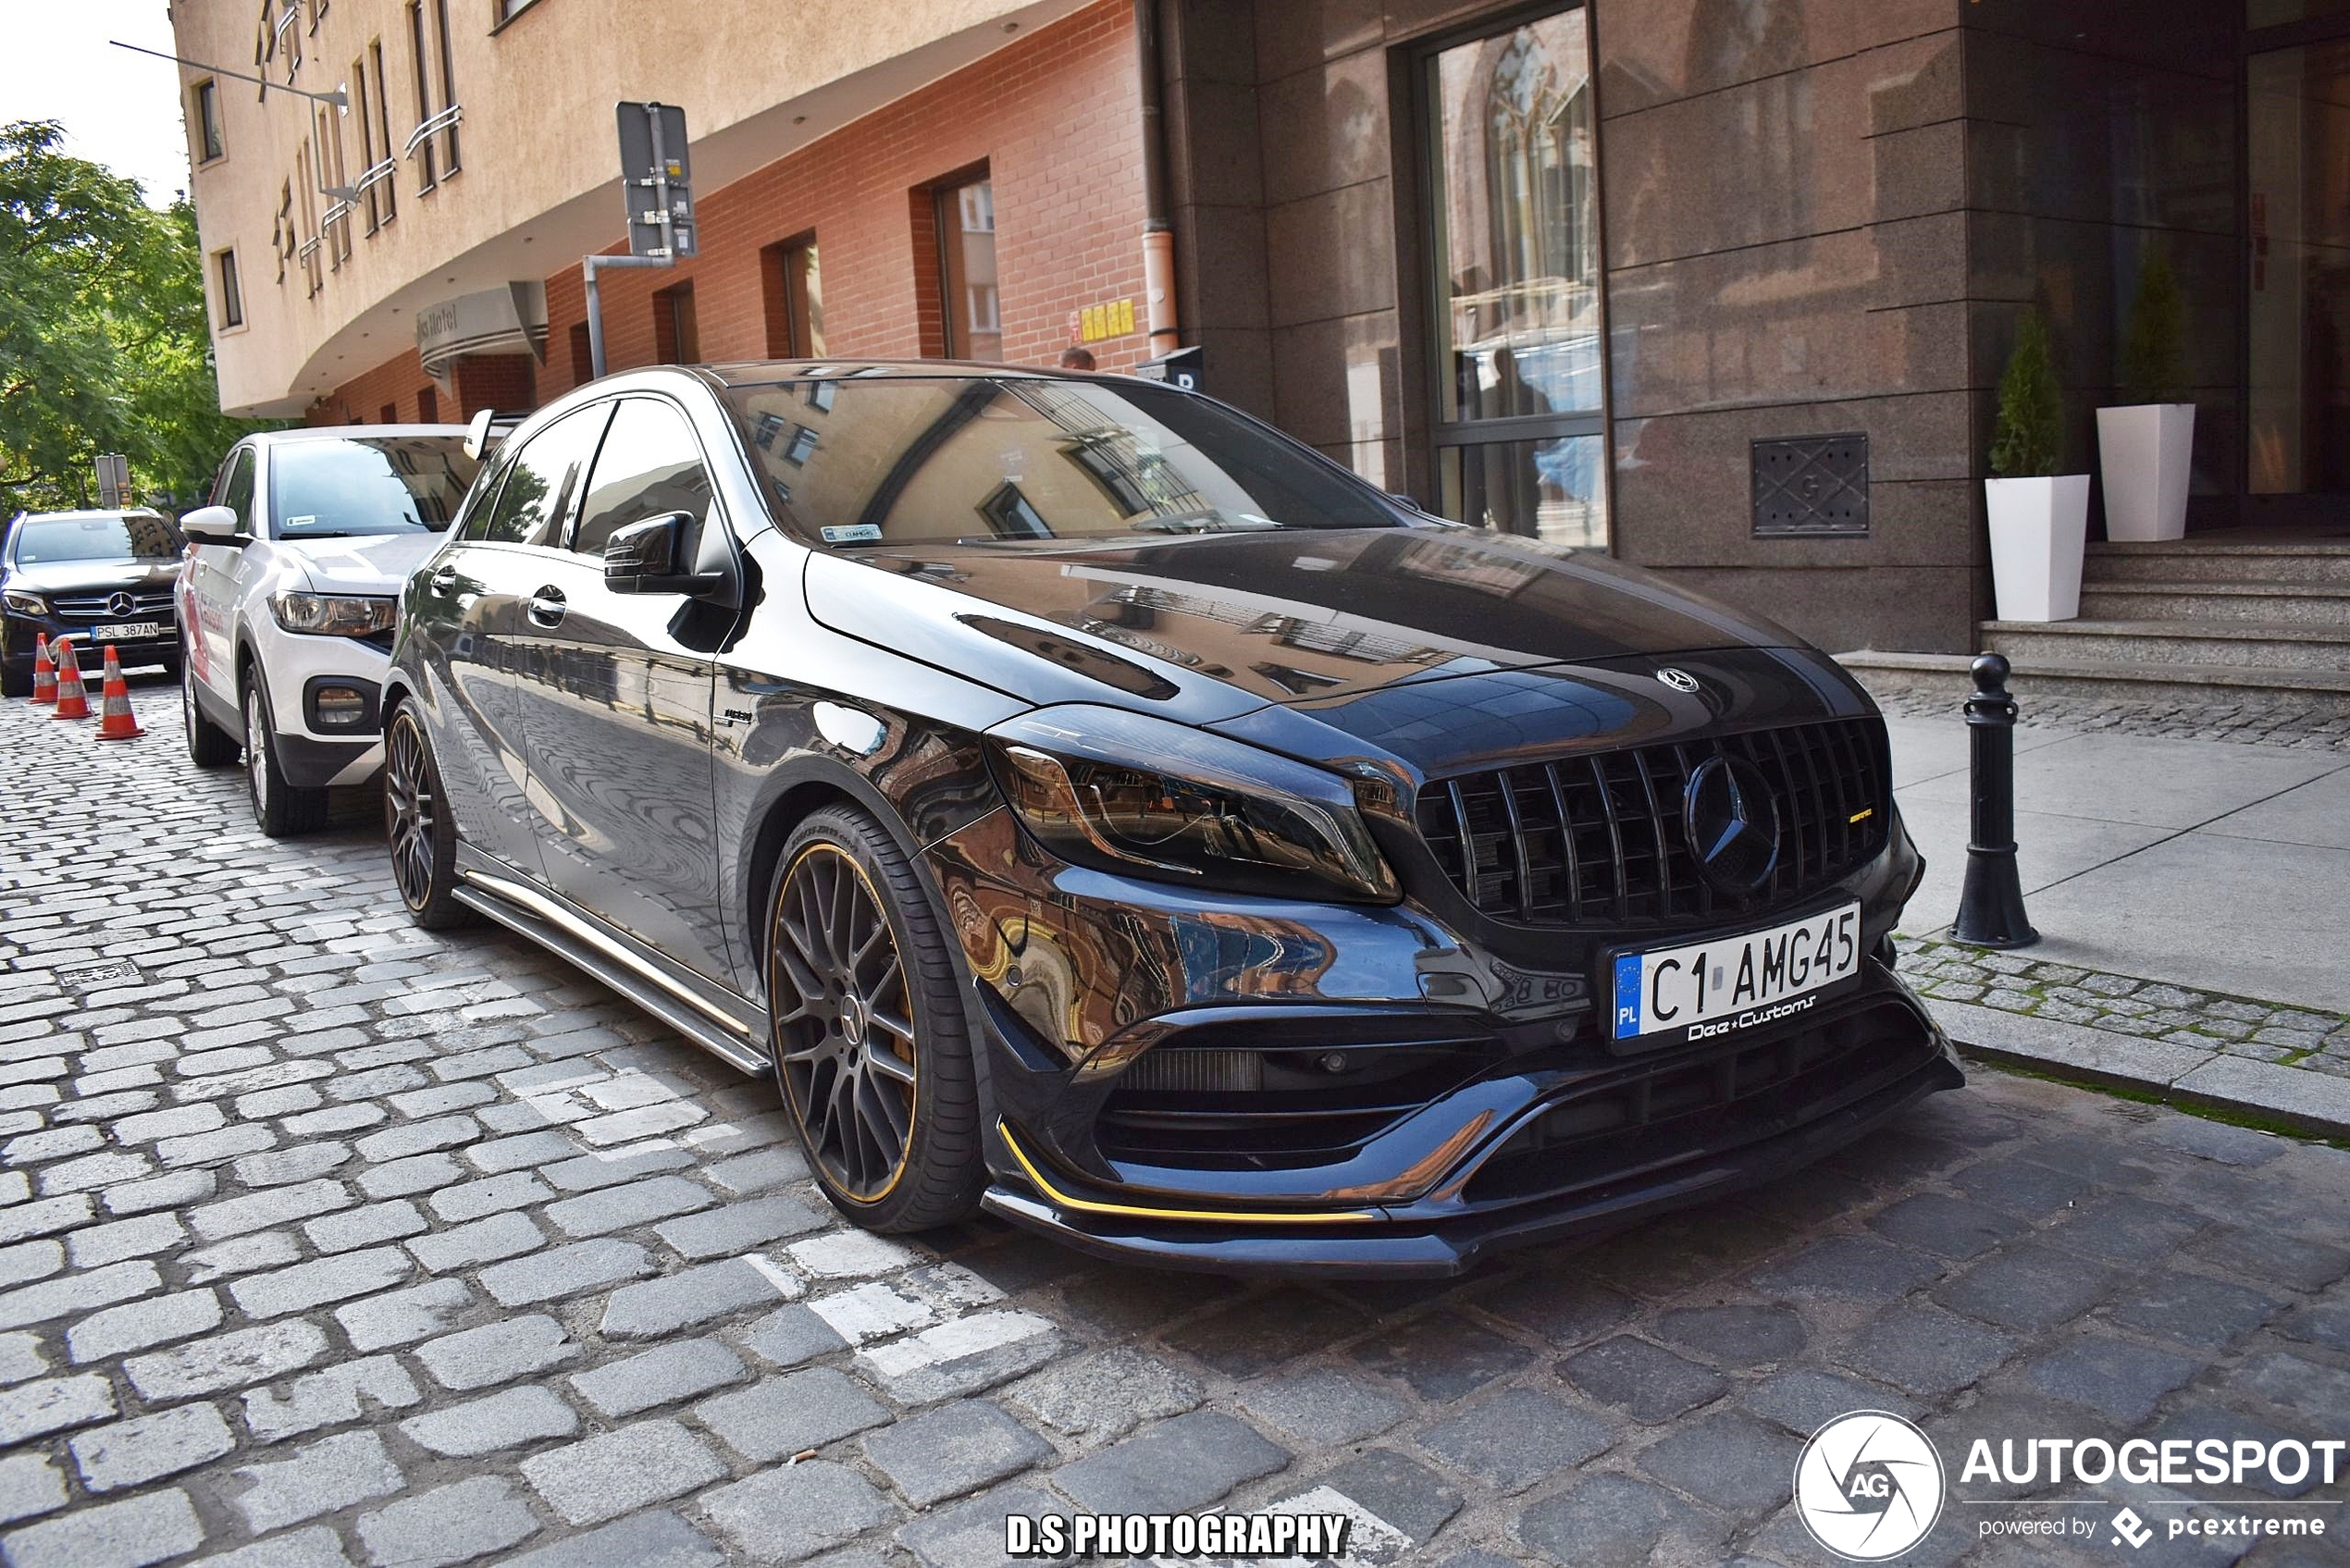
[29,635,56,705]
[49,639,90,720]
[93,645,145,740]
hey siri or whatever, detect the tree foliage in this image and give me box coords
[2120,248,2188,407]
[1990,309,2065,480]
[0,120,278,515]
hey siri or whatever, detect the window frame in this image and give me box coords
[1411,2,1615,545]
[563,393,725,559]
[932,167,999,362]
[192,80,226,164]
[214,248,246,330]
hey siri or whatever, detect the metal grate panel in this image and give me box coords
[1414,718,1891,929]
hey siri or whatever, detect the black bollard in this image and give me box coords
[1951,653,2039,948]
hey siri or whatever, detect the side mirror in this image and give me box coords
[180,505,246,545]
[604,512,724,596]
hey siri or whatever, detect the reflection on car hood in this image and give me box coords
[288,533,440,595]
[5,560,181,595]
[805,525,1807,719]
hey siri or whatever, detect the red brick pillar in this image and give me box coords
[450,354,538,420]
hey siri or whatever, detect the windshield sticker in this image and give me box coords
[821,524,883,545]
[284,515,318,529]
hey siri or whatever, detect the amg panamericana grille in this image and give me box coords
[1414,718,1890,928]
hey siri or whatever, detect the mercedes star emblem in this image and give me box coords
[1656,667,1701,695]
[1682,755,1781,896]
[106,591,138,619]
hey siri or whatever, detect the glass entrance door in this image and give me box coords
[1423,8,1607,547]
[2245,32,2350,497]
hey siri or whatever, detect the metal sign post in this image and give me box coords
[583,101,698,379]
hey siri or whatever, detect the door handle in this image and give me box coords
[526,586,567,627]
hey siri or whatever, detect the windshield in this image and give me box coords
[719,377,1405,547]
[13,513,183,564]
[270,438,480,538]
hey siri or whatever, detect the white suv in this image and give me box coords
[179,426,481,835]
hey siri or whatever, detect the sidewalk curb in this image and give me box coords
[1928,998,2350,1142]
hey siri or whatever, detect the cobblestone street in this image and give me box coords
[3,683,2347,1568]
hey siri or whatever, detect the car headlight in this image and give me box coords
[3,589,48,616]
[984,705,1399,903]
[270,593,396,637]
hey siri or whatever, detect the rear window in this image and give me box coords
[270,438,481,538]
[13,514,183,564]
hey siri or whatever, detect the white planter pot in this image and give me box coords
[1985,475,2090,623]
[2096,402,2195,541]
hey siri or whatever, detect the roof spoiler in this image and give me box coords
[463,408,525,463]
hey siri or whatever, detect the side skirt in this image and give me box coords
[453,864,772,1078]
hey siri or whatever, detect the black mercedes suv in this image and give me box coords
[2,509,185,697]
[382,363,1960,1276]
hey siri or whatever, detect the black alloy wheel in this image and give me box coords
[766,807,982,1230]
[384,704,466,929]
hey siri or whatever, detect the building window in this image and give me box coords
[215,249,244,328]
[1423,8,1607,547]
[655,282,700,364]
[496,0,540,21]
[764,234,824,358]
[317,106,352,266]
[192,80,225,163]
[351,56,378,232]
[379,402,398,424]
[418,386,438,422]
[368,43,397,223]
[935,172,1000,362]
[407,2,438,191]
[434,0,461,174]
[569,321,593,386]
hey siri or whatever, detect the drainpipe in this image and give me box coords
[1135,0,1181,357]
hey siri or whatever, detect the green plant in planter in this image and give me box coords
[1990,309,2064,479]
[2120,249,2187,406]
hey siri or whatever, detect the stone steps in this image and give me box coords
[2078,580,2350,627]
[1981,616,2350,672]
[2082,539,2350,586]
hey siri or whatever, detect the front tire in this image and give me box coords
[243,674,328,837]
[184,659,238,767]
[0,662,29,700]
[765,806,983,1232]
[384,703,468,930]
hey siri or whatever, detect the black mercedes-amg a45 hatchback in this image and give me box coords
[383,363,1960,1276]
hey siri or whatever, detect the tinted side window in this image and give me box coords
[574,399,715,559]
[217,450,256,531]
[463,406,612,546]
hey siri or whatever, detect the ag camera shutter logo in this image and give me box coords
[1795,1410,1947,1561]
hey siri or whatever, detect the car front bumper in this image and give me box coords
[929,796,1956,1277]
[2,610,179,673]
[977,977,1960,1277]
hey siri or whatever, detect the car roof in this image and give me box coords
[247,425,473,445]
[695,360,1117,389]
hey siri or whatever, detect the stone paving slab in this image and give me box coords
[1902,936,2350,1136]
[3,682,2349,1566]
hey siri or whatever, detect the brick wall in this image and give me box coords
[307,349,444,426]
[323,0,1150,419]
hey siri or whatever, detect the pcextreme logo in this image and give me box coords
[1794,1411,1948,1561]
